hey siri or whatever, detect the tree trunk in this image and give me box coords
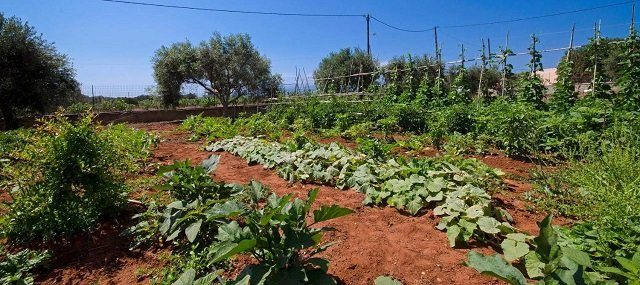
[221,101,228,117]
[0,103,18,130]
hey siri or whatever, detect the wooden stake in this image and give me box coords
[478,39,486,99]
[592,22,600,94]
[501,32,509,97]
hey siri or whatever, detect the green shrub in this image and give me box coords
[534,123,640,264]
[1,115,146,242]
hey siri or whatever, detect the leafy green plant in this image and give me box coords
[0,247,51,285]
[598,249,640,284]
[156,155,226,201]
[2,115,130,242]
[356,138,393,161]
[211,188,354,284]
[466,215,608,285]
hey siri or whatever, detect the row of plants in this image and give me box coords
[123,155,354,284]
[207,136,515,248]
[264,95,637,158]
[0,114,158,284]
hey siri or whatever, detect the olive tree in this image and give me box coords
[152,33,276,114]
[0,14,79,130]
[313,48,377,93]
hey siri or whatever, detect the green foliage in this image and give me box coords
[549,57,578,111]
[616,29,640,110]
[598,249,640,284]
[466,215,607,285]
[0,13,80,130]
[214,188,354,284]
[516,35,546,108]
[586,29,613,101]
[314,47,377,93]
[1,115,154,243]
[0,247,51,285]
[465,251,527,285]
[355,138,393,161]
[152,32,276,110]
[156,156,229,201]
[209,136,507,247]
[447,67,471,104]
[180,114,283,142]
[534,124,640,264]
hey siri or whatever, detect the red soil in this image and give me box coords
[26,122,555,284]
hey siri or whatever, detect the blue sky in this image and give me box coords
[1,0,635,88]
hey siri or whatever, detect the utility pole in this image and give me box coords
[568,24,575,61]
[366,14,371,55]
[434,26,439,60]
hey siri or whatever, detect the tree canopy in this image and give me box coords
[152,32,279,113]
[0,13,79,130]
[313,47,377,93]
[560,37,625,83]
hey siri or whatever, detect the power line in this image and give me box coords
[370,1,634,32]
[100,0,364,17]
[441,1,634,29]
[369,16,434,33]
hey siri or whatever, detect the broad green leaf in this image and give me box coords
[202,154,220,174]
[425,192,443,202]
[171,268,196,285]
[374,275,404,285]
[465,205,485,219]
[210,239,257,263]
[477,216,501,234]
[166,228,181,241]
[458,218,477,241]
[562,247,591,267]
[184,219,202,243]
[427,178,445,193]
[313,205,354,223]
[534,214,560,263]
[465,251,527,285]
[216,221,248,242]
[305,188,319,213]
[524,251,544,279]
[157,164,178,175]
[615,256,639,275]
[501,239,531,262]
[597,266,634,279]
[406,198,424,215]
[447,225,461,247]
[193,271,221,285]
[307,257,330,272]
[506,233,530,242]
